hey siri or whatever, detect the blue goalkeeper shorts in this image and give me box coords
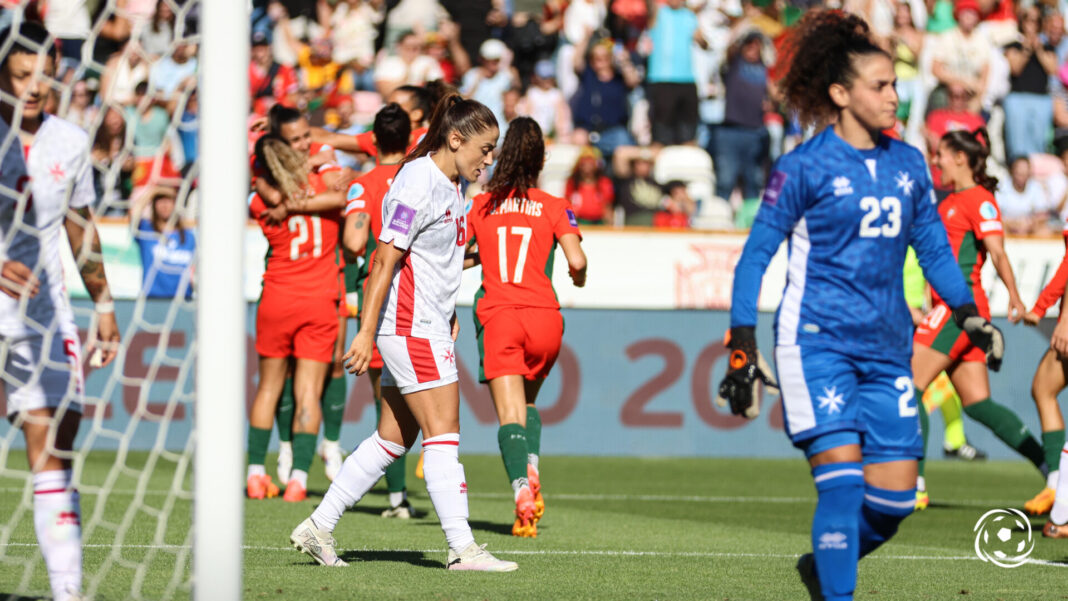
[774,344,922,463]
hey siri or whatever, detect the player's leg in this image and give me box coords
[274,367,294,484]
[248,355,288,499]
[285,357,329,501]
[378,378,418,517]
[8,330,86,601]
[524,378,546,521]
[1046,439,1068,537]
[489,374,537,536]
[519,308,562,523]
[910,343,954,508]
[1027,349,1067,514]
[777,345,863,601]
[950,360,1047,476]
[318,315,348,482]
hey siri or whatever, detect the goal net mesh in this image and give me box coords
[0,1,201,599]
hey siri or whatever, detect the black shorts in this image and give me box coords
[647,82,699,145]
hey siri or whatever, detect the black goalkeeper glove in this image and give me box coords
[715,326,779,419]
[953,303,1005,371]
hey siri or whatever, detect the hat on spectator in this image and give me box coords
[534,59,555,79]
[251,31,269,46]
[480,39,507,61]
[953,0,980,19]
[577,145,603,164]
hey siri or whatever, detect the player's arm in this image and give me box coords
[558,233,587,287]
[1025,248,1068,323]
[983,234,1026,323]
[0,260,40,299]
[284,189,346,214]
[343,210,371,257]
[344,240,403,375]
[254,177,285,207]
[64,206,120,367]
[310,126,367,155]
[463,238,480,269]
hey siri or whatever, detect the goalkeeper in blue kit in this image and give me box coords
[716,11,1004,601]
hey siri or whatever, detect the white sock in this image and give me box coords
[423,433,475,552]
[290,469,308,488]
[33,470,82,601]
[1048,469,1060,491]
[247,464,265,479]
[1052,444,1068,525]
[311,431,403,532]
[528,454,539,471]
[916,476,926,493]
[388,490,406,508]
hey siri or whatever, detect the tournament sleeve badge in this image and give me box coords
[389,203,417,235]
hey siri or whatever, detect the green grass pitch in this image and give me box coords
[2,452,1067,600]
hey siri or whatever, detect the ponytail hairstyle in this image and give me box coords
[267,104,303,135]
[424,80,457,109]
[940,128,998,193]
[485,117,544,211]
[779,10,891,128]
[255,132,309,201]
[400,93,498,168]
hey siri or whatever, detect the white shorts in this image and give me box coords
[3,319,83,418]
[377,334,458,394]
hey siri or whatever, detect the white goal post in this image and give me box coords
[194,1,247,600]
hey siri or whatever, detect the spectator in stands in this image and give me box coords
[92,105,135,214]
[150,40,197,100]
[127,81,180,189]
[100,40,150,106]
[462,39,519,128]
[328,0,384,91]
[424,20,471,85]
[90,1,133,65]
[1004,6,1057,158]
[518,59,572,141]
[714,30,769,210]
[929,0,990,113]
[45,0,92,77]
[571,34,639,161]
[374,30,445,96]
[565,146,615,225]
[925,83,986,195]
[645,0,707,147]
[440,0,495,69]
[140,0,176,58]
[653,180,695,229]
[66,78,99,131]
[500,87,522,139]
[1043,10,1068,66]
[249,31,298,116]
[612,148,662,226]
[997,156,1056,235]
[384,0,448,48]
[890,0,924,126]
[506,0,564,83]
[133,186,195,299]
[558,0,608,98]
[609,0,649,49]
[178,88,198,173]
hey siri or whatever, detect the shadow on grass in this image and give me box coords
[337,549,441,568]
[0,594,47,601]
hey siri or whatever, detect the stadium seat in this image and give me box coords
[654,145,716,210]
[691,196,734,231]
[540,143,583,198]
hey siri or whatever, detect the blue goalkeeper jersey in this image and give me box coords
[731,127,974,362]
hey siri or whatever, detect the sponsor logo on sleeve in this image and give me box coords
[388,203,417,235]
[347,183,364,202]
[979,201,999,220]
[980,220,1003,233]
[566,208,578,227]
[763,170,787,205]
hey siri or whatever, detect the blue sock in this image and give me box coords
[858,484,915,558]
[811,462,864,601]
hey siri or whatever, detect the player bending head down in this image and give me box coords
[290,95,514,572]
[717,11,1003,601]
[1,20,121,601]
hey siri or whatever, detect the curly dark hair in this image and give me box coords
[484,117,545,209]
[779,10,890,128]
[941,128,999,193]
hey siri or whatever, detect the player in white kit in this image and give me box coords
[289,95,516,571]
[1,22,121,601]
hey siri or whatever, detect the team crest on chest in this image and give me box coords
[832,176,853,197]
[895,171,915,195]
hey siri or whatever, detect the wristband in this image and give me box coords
[94,300,115,314]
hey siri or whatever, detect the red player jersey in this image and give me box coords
[468,188,582,314]
[352,126,428,157]
[250,172,343,299]
[1031,223,1068,318]
[344,162,401,265]
[931,186,1004,318]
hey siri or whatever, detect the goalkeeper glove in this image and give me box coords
[715,326,779,419]
[953,303,1004,371]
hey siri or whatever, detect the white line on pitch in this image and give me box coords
[1,543,1065,567]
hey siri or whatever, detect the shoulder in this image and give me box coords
[40,115,90,148]
[884,137,926,165]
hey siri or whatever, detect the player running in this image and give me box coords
[1,22,121,601]
[340,102,420,518]
[717,12,1001,601]
[466,117,587,537]
[1021,222,1068,521]
[290,95,516,572]
[245,133,345,502]
[911,129,1049,506]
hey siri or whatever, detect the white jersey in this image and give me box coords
[376,156,465,341]
[0,114,94,337]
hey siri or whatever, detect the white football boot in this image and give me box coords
[445,543,518,572]
[290,517,347,567]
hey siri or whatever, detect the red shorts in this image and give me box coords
[913,303,986,363]
[477,306,563,382]
[256,293,339,363]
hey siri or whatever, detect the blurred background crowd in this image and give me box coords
[9,0,1068,235]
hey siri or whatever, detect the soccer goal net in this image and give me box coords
[0,1,245,599]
